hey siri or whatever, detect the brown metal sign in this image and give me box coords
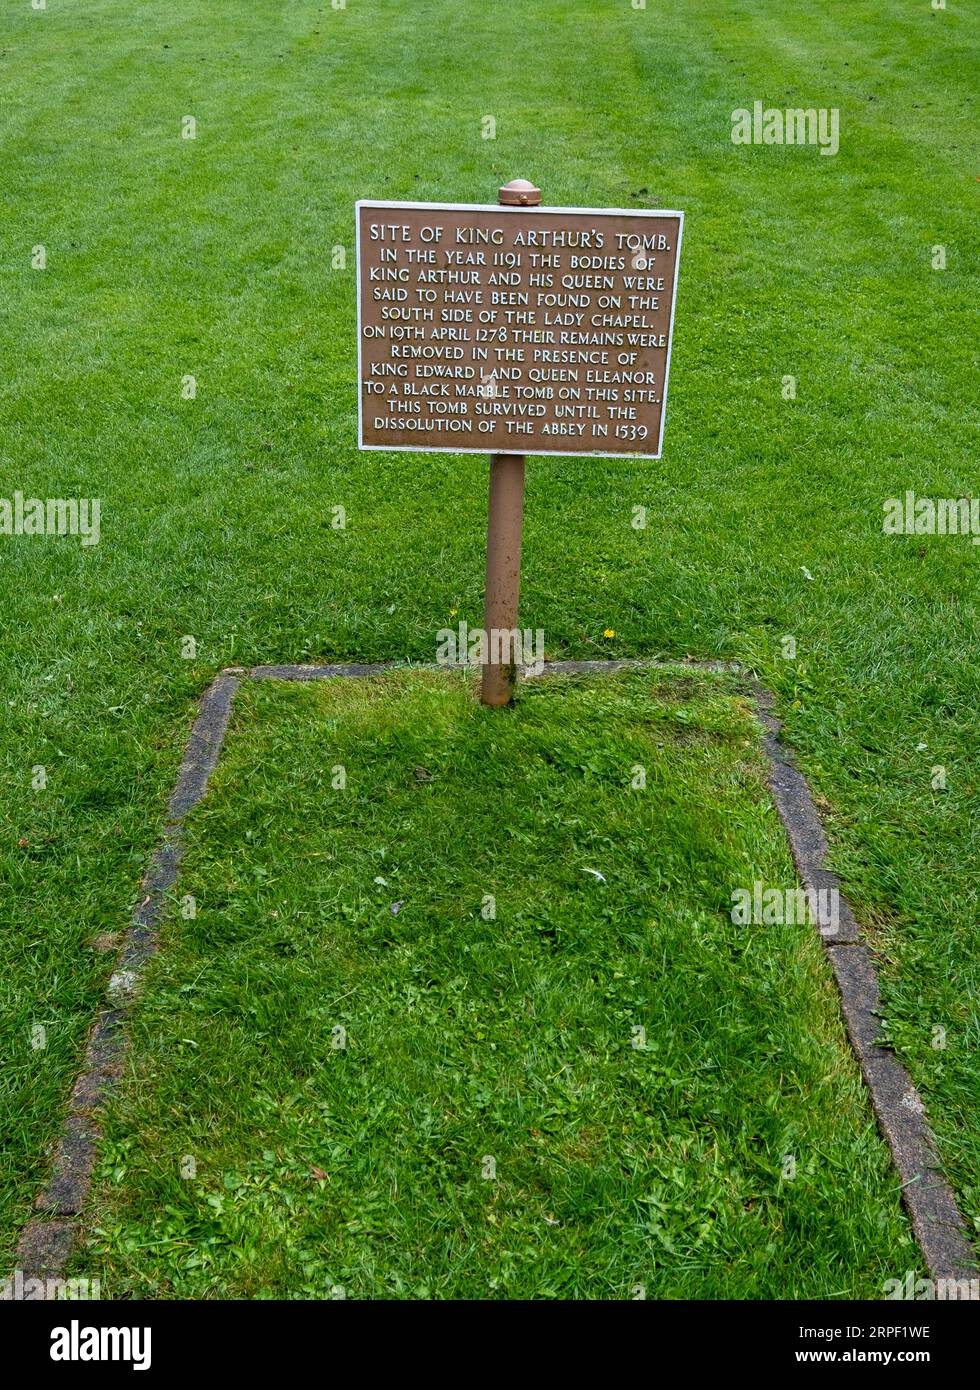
[356,200,683,458]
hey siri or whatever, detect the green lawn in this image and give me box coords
[77,669,914,1298]
[1,0,977,1282]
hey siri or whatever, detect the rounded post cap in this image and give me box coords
[498,178,541,207]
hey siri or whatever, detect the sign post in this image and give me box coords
[480,179,539,706]
[355,184,683,706]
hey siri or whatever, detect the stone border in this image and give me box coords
[12,659,977,1290]
[14,673,241,1279]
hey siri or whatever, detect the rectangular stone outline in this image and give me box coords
[13,660,976,1292]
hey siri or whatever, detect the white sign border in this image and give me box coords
[355,201,684,460]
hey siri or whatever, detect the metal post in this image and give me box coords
[480,178,540,707]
